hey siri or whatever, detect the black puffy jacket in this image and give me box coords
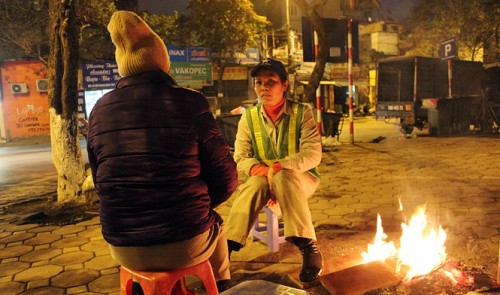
[87,70,238,247]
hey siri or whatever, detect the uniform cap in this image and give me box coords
[250,58,287,82]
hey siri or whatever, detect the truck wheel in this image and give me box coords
[400,124,414,135]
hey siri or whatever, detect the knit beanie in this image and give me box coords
[107,10,170,77]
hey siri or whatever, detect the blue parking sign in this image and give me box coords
[439,38,457,60]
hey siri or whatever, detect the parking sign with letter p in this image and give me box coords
[439,38,457,60]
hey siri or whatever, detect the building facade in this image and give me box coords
[0,60,50,141]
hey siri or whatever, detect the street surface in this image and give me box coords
[0,139,88,210]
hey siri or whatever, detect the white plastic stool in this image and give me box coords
[252,207,286,252]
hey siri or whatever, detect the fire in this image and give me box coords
[362,204,448,281]
[361,214,396,263]
[439,267,474,286]
[397,206,447,280]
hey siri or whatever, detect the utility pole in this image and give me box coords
[348,0,356,144]
[314,31,322,135]
[348,19,354,144]
[285,0,292,68]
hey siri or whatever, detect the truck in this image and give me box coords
[375,56,485,135]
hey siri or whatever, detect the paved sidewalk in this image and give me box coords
[1,117,499,294]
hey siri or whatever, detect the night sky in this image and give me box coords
[143,0,422,22]
[377,0,421,21]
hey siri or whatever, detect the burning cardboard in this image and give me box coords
[320,261,401,295]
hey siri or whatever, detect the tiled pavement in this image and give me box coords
[1,117,499,294]
[0,218,119,295]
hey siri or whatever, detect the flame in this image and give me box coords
[397,206,447,280]
[362,204,448,281]
[361,214,397,262]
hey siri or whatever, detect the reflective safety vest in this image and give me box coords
[245,102,319,178]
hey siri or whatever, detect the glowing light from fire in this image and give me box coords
[397,206,447,280]
[362,204,448,281]
[361,214,396,263]
[440,268,474,286]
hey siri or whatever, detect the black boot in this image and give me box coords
[292,237,323,283]
[227,240,242,260]
[216,279,233,292]
[131,281,144,295]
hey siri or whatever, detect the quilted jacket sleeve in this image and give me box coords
[194,97,238,207]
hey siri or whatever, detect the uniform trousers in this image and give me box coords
[107,220,230,281]
[225,169,320,246]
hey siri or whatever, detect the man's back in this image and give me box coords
[87,70,237,247]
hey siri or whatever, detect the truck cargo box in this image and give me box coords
[375,56,484,134]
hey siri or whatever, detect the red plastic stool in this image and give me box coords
[120,260,218,295]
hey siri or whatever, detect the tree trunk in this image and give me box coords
[48,0,86,203]
[292,0,328,103]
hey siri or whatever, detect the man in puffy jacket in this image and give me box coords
[86,11,238,292]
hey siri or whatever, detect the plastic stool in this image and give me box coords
[120,260,218,295]
[252,206,286,252]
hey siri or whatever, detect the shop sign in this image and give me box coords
[170,62,212,90]
[168,46,211,62]
[81,62,120,90]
